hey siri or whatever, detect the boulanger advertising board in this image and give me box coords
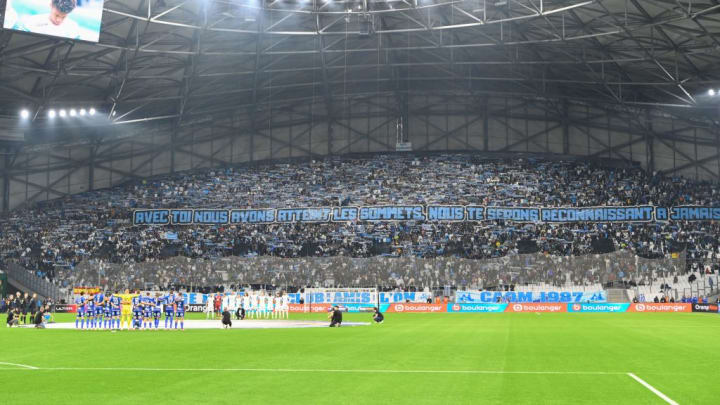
[505,303,566,313]
[567,303,630,313]
[385,303,446,313]
[447,303,507,313]
[628,303,690,313]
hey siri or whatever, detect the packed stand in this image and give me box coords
[1,153,719,293]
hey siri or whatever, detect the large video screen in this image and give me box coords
[3,0,104,42]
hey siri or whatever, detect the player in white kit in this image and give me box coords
[230,292,239,317]
[222,293,232,315]
[243,293,251,319]
[253,294,262,319]
[280,292,289,319]
[265,295,275,319]
[205,294,214,319]
[273,295,282,319]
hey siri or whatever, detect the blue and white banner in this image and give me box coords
[455,290,607,303]
[379,291,433,304]
[132,205,720,225]
[303,291,377,305]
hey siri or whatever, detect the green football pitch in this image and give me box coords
[1,312,718,404]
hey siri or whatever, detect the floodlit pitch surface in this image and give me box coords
[2,312,718,404]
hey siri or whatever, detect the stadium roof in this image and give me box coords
[1,0,720,134]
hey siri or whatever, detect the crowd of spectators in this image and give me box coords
[0,153,718,293]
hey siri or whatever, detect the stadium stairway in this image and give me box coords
[607,288,629,302]
[5,262,63,301]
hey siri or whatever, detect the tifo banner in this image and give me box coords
[691,303,719,313]
[567,303,630,313]
[506,303,566,313]
[455,290,606,303]
[286,291,427,305]
[302,290,377,305]
[132,205,720,225]
[447,303,507,313]
[73,287,101,295]
[385,303,446,313]
[54,304,77,313]
[379,291,433,303]
[628,303,691,313]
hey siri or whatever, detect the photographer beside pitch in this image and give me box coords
[222,309,232,329]
[328,306,342,327]
[372,307,384,324]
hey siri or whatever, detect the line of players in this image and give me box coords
[208,292,290,319]
[74,290,186,330]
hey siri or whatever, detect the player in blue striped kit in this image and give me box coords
[74,292,86,329]
[141,292,154,329]
[163,290,175,329]
[103,293,113,329]
[93,291,105,330]
[85,294,95,329]
[152,293,163,329]
[110,292,122,329]
[131,294,143,330]
[174,293,186,330]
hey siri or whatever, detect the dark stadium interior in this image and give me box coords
[3,2,720,403]
[1,0,720,302]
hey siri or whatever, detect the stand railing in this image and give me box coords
[5,262,63,301]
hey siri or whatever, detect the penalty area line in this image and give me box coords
[0,362,39,370]
[627,372,679,405]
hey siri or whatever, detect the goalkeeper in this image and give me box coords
[117,289,138,330]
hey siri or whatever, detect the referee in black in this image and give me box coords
[20,292,31,324]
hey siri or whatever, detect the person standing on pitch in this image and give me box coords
[21,292,30,325]
[163,290,175,329]
[110,291,122,329]
[213,293,222,319]
[74,292,86,329]
[174,292,186,330]
[93,290,105,330]
[256,292,264,319]
[281,292,290,319]
[153,293,163,329]
[267,293,275,319]
[242,292,250,319]
[273,294,282,319]
[205,293,214,320]
[118,289,138,330]
[222,293,232,318]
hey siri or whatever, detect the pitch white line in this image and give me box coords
[627,373,679,405]
[0,362,39,370]
[0,366,625,375]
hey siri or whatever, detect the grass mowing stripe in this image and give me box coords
[0,366,629,375]
[627,373,679,405]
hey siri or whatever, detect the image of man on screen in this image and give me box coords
[14,0,81,39]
